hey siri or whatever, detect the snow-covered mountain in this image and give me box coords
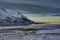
[0,8,35,26]
[0,8,25,18]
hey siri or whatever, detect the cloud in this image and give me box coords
[0,0,60,13]
[52,13,60,16]
[20,11,60,16]
[37,13,60,16]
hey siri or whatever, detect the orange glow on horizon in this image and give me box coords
[32,19,60,23]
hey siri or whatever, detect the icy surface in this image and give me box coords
[0,29,60,40]
[0,24,60,40]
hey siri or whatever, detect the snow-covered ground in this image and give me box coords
[0,24,60,40]
[0,29,60,40]
[0,24,60,30]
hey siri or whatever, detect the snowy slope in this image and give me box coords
[0,8,35,26]
[0,8,25,18]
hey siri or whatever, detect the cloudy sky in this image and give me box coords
[0,0,60,24]
[0,0,60,13]
[20,11,60,24]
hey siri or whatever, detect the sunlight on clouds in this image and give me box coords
[24,14,60,24]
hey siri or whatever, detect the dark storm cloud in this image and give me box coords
[33,13,60,16]
[0,0,60,14]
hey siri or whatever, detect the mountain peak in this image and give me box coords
[0,8,35,26]
[0,8,26,18]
